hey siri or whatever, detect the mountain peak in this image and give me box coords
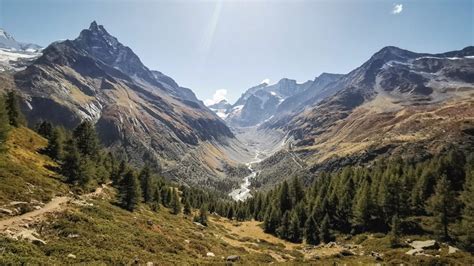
[89,21,99,30]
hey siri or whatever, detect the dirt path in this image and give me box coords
[0,196,69,231]
[0,184,109,232]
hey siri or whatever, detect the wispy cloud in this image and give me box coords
[204,89,227,106]
[392,4,403,14]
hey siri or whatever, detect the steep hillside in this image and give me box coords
[260,46,474,182]
[2,22,240,190]
[0,127,69,208]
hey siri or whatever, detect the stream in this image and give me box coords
[228,150,262,201]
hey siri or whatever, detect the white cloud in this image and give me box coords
[204,89,228,106]
[261,78,270,84]
[392,4,403,14]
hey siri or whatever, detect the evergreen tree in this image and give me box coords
[290,177,304,206]
[263,207,280,234]
[460,160,474,251]
[73,121,100,157]
[226,205,234,220]
[389,215,401,247]
[61,139,83,184]
[183,197,192,215]
[169,189,182,215]
[5,91,24,127]
[319,214,332,243]
[45,127,63,160]
[288,211,302,243]
[279,181,292,213]
[0,96,9,152]
[36,121,53,139]
[277,211,290,239]
[119,170,142,211]
[304,214,320,245]
[352,181,371,231]
[139,165,154,203]
[151,187,161,211]
[194,205,208,226]
[427,175,459,240]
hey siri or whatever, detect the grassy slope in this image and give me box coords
[0,127,69,207]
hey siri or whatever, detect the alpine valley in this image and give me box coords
[0,20,473,265]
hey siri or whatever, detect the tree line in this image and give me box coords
[217,150,474,251]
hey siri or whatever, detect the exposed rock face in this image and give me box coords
[221,74,342,127]
[7,22,235,188]
[254,46,474,187]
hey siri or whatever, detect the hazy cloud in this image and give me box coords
[392,4,403,14]
[261,78,270,84]
[204,89,227,106]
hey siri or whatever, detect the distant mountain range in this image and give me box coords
[0,28,42,72]
[210,74,343,127]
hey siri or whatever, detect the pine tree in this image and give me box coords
[389,214,401,247]
[139,165,154,203]
[304,215,320,245]
[279,181,292,213]
[460,160,474,251]
[194,205,208,226]
[61,139,83,184]
[427,175,459,240]
[290,177,304,206]
[36,121,53,139]
[73,121,99,157]
[226,205,234,220]
[169,189,182,215]
[288,211,302,243]
[120,170,142,211]
[0,95,10,152]
[277,211,290,239]
[183,197,192,215]
[352,181,371,231]
[263,207,279,234]
[319,214,332,243]
[5,91,24,127]
[45,127,63,160]
[151,187,161,211]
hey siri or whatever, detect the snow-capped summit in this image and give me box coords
[0,28,42,52]
[0,28,42,72]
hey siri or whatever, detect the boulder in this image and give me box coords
[145,262,154,266]
[67,254,76,259]
[226,255,240,262]
[405,249,422,256]
[206,252,215,257]
[409,240,439,250]
[448,246,459,254]
[0,208,13,215]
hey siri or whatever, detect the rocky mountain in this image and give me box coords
[207,99,232,119]
[0,28,42,72]
[1,22,239,189]
[222,79,309,127]
[260,46,474,181]
[217,74,343,128]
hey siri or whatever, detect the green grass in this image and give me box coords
[0,196,283,264]
[0,127,69,207]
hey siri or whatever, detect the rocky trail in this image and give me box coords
[0,183,109,244]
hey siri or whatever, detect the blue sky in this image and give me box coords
[1,0,472,104]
